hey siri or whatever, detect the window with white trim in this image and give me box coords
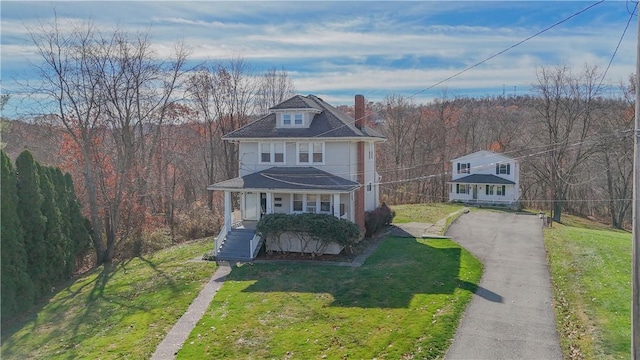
[486,185,494,196]
[298,142,324,164]
[368,143,374,160]
[259,142,285,164]
[291,194,333,214]
[457,162,470,174]
[496,163,511,175]
[367,182,372,192]
[293,194,303,212]
[320,194,331,213]
[306,194,317,213]
[497,185,506,196]
[456,184,469,194]
[282,113,304,127]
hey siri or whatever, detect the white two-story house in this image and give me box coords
[448,150,520,207]
[208,94,385,260]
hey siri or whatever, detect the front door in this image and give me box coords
[472,185,478,200]
[260,193,267,218]
[244,192,259,220]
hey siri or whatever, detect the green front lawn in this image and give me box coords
[544,218,631,359]
[178,237,483,359]
[1,239,216,359]
[391,203,465,224]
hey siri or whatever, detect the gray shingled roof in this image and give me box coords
[451,174,515,185]
[224,94,385,139]
[269,95,322,111]
[207,167,360,192]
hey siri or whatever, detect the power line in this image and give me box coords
[312,0,606,139]
[597,1,636,93]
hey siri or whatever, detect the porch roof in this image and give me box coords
[207,167,360,192]
[449,174,515,185]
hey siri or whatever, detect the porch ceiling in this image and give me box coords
[207,167,359,192]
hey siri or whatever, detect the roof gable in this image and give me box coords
[224,94,385,140]
[269,95,322,111]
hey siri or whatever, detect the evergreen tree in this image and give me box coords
[38,164,66,284]
[64,172,92,271]
[15,150,48,297]
[1,151,34,317]
[51,167,73,277]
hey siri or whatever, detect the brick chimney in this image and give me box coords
[354,94,366,235]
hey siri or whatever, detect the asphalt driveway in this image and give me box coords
[445,210,562,360]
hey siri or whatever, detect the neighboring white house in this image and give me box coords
[208,94,385,259]
[448,150,520,206]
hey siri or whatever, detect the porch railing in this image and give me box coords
[214,222,228,256]
[250,233,262,259]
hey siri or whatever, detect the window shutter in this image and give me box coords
[502,185,506,196]
[467,163,471,173]
[456,184,460,194]
[496,164,499,174]
[485,186,489,195]
[457,163,460,173]
[507,164,511,175]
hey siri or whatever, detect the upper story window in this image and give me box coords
[281,113,304,127]
[496,163,511,175]
[260,142,285,164]
[457,162,470,174]
[368,143,374,160]
[298,142,324,164]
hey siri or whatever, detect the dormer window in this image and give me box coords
[281,113,304,127]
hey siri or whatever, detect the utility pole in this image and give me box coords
[633,2,640,358]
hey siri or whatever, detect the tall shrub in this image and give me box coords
[38,165,67,284]
[15,150,48,297]
[1,151,34,317]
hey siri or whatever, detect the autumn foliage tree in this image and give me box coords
[28,18,188,264]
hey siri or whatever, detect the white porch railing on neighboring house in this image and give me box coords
[214,222,228,256]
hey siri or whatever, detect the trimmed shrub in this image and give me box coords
[364,203,395,237]
[257,213,361,253]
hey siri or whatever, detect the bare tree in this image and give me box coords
[529,64,602,222]
[255,67,296,115]
[27,18,188,264]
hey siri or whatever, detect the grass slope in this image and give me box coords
[178,237,482,359]
[1,239,216,359]
[544,216,631,359]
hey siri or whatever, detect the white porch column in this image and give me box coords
[266,192,274,214]
[333,193,341,218]
[224,191,232,231]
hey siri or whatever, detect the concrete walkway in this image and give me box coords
[444,211,562,360]
[151,262,231,360]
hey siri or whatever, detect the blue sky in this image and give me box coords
[1,1,637,117]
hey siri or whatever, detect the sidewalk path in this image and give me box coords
[151,262,231,360]
[445,211,562,360]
